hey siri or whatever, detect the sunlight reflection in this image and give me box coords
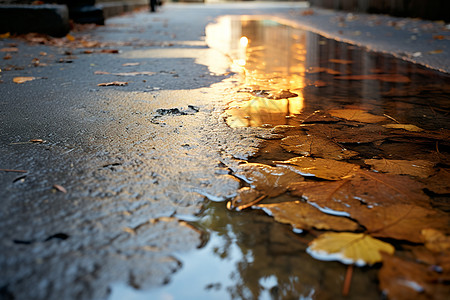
[208,17,306,127]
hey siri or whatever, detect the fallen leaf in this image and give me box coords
[382,124,424,132]
[275,157,359,180]
[328,109,387,123]
[303,123,390,143]
[301,9,314,16]
[379,253,450,300]
[422,169,450,194]
[100,49,120,54]
[256,201,360,232]
[112,71,156,76]
[335,74,411,83]
[65,34,75,41]
[307,232,394,266]
[29,139,45,143]
[348,204,448,243]
[122,62,140,66]
[97,81,128,86]
[53,184,67,193]
[13,77,36,84]
[364,159,436,178]
[233,163,304,197]
[280,134,358,160]
[0,47,18,52]
[94,71,110,75]
[289,170,432,213]
[422,229,450,253]
[0,32,10,39]
[427,49,443,54]
[228,187,265,211]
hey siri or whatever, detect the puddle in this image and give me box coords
[206,16,450,129]
[111,16,450,300]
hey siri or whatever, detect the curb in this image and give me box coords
[0,4,70,37]
[0,1,149,37]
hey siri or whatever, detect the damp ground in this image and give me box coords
[1,4,449,300]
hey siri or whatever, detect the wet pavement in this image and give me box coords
[1,3,450,300]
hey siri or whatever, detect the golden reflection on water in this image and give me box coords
[211,17,307,127]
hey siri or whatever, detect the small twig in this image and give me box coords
[236,194,267,211]
[383,114,400,123]
[342,264,354,296]
[0,168,28,173]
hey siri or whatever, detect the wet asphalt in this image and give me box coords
[1,3,449,299]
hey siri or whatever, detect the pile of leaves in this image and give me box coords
[227,108,450,298]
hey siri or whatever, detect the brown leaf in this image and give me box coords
[13,77,36,84]
[364,159,436,178]
[280,134,358,160]
[335,74,411,83]
[100,49,120,54]
[422,169,450,194]
[289,170,432,214]
[53,184,67,193]
[303,123,390,143]
[233,163,304,197]
[228,187,265,211]
[256,201,360,232]
[97,81,128,86]
[328,109,387,123]
[112,71,156,76]
[0,47,18,52]
[94,71,110,75]
[422,229,450,253]
[379,253,450,300]
[275,157,359,180]
[349,204,448,243]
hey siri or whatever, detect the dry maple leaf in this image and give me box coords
[364,159,436,178]
[289,170,432,214]
[280,134,358,160]
[307,232,394,266]
[348,204,449,243]
[233,163,304,198]
[304,123,390,143]
[97,81,128,86]
[13,77,36,84]
[112,71,156,76]
[382,124,424,132]
[228,187,265,211]
[275,157,359,180]
[422,169,450,194]
[256,201,360,232]
[328,109,387,123]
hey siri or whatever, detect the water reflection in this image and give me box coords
[207,16,450,130]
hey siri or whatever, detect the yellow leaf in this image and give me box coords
[0,32,10,39]
[328,109,387,123]
[13,76,36,84]
[66,34,75,41]
[382,123,424,132]
[307,232,395,266]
